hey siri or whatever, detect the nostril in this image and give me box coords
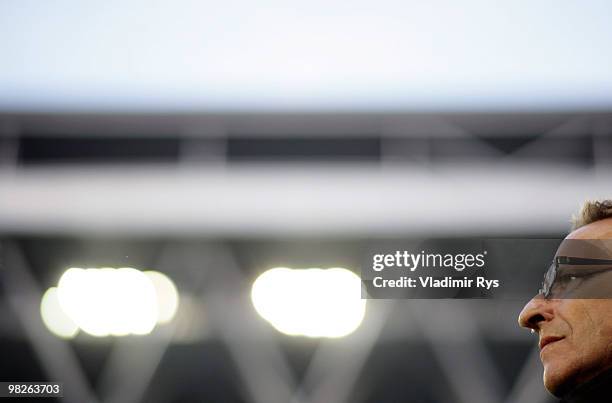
[528,313,545,328]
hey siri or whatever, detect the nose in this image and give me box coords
[518,295,555,332]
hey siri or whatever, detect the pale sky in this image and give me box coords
[1,0,611,111]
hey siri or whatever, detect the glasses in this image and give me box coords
[539,256,612,299]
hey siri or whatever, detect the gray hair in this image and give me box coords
[572,199,612,230]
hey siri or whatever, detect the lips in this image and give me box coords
[539,336,564,351]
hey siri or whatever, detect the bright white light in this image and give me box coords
[1,1,612,111]
[144,271,179,324]
[45,267,180,337]
[251,267,366,338]
[55,267,159,337]
[40,287,79,339]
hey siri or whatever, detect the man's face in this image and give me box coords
[518,218,612,396]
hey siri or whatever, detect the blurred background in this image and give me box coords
[1,1,612,402]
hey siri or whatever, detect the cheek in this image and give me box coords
[580,300,612,343]
[559,300,612,371]
[558,300,593,339]
[590,303,612,366]
[541,300,612,394]
[540,302,599,394]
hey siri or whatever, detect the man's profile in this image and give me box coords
[518,200,612,402]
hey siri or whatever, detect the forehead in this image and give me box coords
[554,240,612,259]
[557,218,612,258]
[568,217,612,240]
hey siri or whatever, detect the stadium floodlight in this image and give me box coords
[144,271,180,324]
[40,267,180,338]
[40,287,79,339]
[57,267,158,336]
[251,267,366,338]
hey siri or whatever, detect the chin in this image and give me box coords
[542,357,581,397]
[543,369,568,396]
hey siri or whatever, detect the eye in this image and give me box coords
[557,273,577,283]
[553,273,584,295]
